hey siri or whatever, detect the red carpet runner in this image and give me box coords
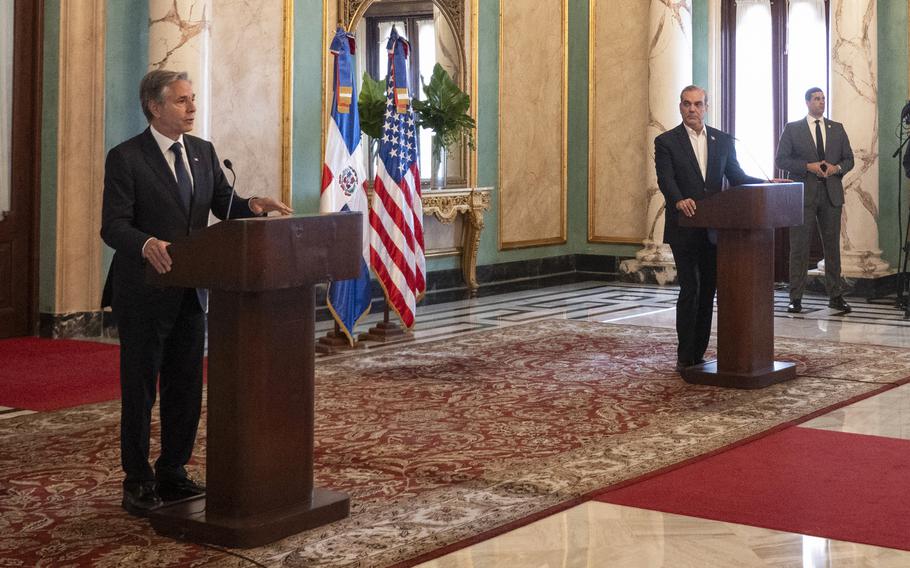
[0,338,121,411]
[597,426,910,551]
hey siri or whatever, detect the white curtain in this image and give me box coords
[734,0,774,178]
[786,0,828,121]
[0,0,13,215]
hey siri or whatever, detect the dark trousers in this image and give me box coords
[789,184,843,300]
[115,288,205,483]
[670,240,717,364]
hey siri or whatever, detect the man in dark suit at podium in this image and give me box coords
[776,87,854,314]
[655,85,763,373]
[101,69,292,516]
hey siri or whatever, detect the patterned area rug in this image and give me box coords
[2,320,909,567]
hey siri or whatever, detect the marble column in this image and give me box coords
[620,0,692,284]
[148,0,212,138]
[829,0,891,277]
[51,0,107,322]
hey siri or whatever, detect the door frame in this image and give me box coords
[5,0,44,337]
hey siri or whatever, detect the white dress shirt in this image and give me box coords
[806,115,826,153]
[684,123,708,181]
[150,124,195,190]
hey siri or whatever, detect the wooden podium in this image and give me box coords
[679,183,803,389]
[146,213,361,547]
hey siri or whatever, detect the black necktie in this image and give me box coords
[170,142,193,212]
[814,119,825,161]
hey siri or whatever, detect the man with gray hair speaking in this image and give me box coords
[101,69,292,516]
[655,85,764,375]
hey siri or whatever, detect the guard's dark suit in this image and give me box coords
[655,124,763,365]
[101,127,257,483]
[775,117,854,302]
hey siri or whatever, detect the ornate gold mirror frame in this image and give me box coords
[338,0,476,187]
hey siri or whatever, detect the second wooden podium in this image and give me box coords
[146,213,361,547]
[680,183,803,389]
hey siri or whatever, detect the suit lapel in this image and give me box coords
[184,138,205,223]
[705,127,719,187]
[801,119,818,157]
[675,125,704,183]
[823,118,838,148]
[140,129,191,221]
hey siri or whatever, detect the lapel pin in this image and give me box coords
[710,136,715,141]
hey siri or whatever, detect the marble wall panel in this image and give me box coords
[210,1,285,202]
[831,0,889,276]
[498,0,566,248]
[149,0,212,138]
[588,0,650,243]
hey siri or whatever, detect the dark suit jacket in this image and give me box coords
[100,127,257,315]
[775,117,853,207]
[655,123,763,247]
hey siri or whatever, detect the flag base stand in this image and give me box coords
[358,305,414,344]
[358,321,414,344]
[316,329,366,354]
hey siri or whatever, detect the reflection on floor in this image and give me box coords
[417,500,910,568]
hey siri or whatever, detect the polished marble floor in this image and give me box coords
[335,281,910,568]
[15,281,910,565]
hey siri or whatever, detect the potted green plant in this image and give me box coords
[412,63,476,189]
[358,71,388,179]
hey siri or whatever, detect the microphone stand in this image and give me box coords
[223,159,237,219]
[890,122,910,317]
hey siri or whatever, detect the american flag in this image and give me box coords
[369,27,426,328]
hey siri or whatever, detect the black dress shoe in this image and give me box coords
[828,296,852,313]
[675,360,695,373]
[156,475,205,502]
[787,300,802,313]
[122,480,162,517]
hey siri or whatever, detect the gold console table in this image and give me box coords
[422,187,492,291]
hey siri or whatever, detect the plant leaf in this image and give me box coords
[358,71,387,140]
[413,63,475,152]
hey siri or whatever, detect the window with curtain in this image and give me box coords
[722,0,829,177]
[0,0,14,215]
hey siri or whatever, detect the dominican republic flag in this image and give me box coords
[321,27,371,344]
[369,27,426,329]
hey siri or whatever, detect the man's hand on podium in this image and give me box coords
[249,197,294,216]
[676,198,696,218]
[143,237,173,274]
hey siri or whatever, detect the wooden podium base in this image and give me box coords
[682,360,797,389]
[149,488,350,549]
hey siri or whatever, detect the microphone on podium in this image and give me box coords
[223,159,237,219]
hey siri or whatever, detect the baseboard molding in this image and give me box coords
[35,264,910,339]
